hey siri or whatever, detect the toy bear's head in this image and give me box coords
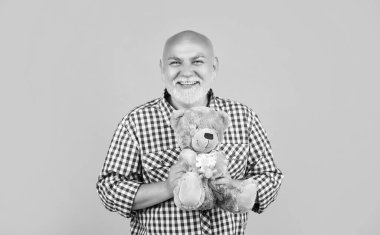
[171,107,230,153]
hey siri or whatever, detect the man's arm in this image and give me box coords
[245,110,284,214]
[96,172,140,218]
[96,118,142,218]
[131,161,187,210]
[131,182,171,210]
[97,172,180,216]
[96,115,188,216]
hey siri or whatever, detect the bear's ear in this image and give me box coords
[218,111,231,131]
[170,110,186,131]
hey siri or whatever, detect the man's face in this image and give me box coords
[160,39,218,106]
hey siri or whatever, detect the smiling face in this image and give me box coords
[160,31,218,109]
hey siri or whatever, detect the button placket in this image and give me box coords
[199,210,212,235]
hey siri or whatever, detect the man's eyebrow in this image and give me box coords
[167,56,181,60]
[167,55,206,60]
[192,55,206,60]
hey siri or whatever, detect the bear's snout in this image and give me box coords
[191,128,219,153]
[204,133,214,140]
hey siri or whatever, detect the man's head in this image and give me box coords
[160,30,219,109]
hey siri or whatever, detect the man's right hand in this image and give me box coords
[132,161,188,210]
[165,161,188,195]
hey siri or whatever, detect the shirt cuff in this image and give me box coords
[117,180,141,218]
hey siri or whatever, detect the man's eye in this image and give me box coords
[193,60,204,65]
[169,61,181,65]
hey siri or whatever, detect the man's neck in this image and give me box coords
[163,89,213,110]
[169,96,208,110]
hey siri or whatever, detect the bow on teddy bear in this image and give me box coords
[170,107,258,213]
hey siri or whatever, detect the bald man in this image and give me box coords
[96,30,283,235]
[160,31,218,109]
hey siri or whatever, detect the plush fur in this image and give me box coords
[171,107,230,153]
[170,107,258,213]
[171,107,229,210]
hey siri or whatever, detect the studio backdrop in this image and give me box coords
[0,1,379,234]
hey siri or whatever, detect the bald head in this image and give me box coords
[162,30,215,59]
[159,30,219,109]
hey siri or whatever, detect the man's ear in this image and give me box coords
[170,110,185,130]
[158,59,164,80]
[210,56,219,82]
[158,59,164,73]
[213,56,219,73]
[218,110,231,131]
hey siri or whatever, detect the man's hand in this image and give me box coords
[165,161,188,195]
[212,172,242,189]
[132,162,187,210]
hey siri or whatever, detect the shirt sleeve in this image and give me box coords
[245,109,284,214]
[96,117,142,218]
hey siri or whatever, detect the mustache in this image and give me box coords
[174,78,201,84]
[173,71,203,83]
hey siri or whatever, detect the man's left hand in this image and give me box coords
[212,172,241,188]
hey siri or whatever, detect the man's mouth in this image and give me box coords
[176,81,200,88]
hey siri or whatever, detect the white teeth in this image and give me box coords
[178,81,198,85]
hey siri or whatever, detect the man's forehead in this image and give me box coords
[162,30,214,59]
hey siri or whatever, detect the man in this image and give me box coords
[96,30,283,235]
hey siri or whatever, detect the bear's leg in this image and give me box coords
[236,179,257,212]
[174,172,205,210]
[212,178,258,213]
[197,179,215,210]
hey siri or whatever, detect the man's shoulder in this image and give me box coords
[120,97,162,124]
[214,96,256,116]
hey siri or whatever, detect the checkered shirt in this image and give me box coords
[96,90,284,235]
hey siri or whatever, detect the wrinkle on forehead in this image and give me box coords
[163,30,214,59]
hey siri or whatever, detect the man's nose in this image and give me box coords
[204,133,214,140]
[181,64,194,77]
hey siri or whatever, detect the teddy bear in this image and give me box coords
[170,106,230,211]
[209,162,258,213]
[170,106,258,213]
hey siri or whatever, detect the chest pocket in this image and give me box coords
[141,147,181,183]
[216,143,249,179]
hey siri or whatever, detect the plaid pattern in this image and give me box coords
[96,90,283,235]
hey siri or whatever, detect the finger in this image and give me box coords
[213,175,223,180]
[173,171,186,179]
[214,172,223,178]
[213,174,226,181]
[214,178,229,185]
[172,167,187,174]
[173,161,188,170]
[211,172,222,180]
[171,175,183,183]
[170,166,183,174]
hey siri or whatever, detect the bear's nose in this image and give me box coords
[204,133,214,140]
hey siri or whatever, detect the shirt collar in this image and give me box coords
[159,89,216,122]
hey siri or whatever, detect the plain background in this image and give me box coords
[1,0,379,234]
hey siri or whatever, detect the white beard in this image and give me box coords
[163,75,215,106]
[168,84,209,105]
